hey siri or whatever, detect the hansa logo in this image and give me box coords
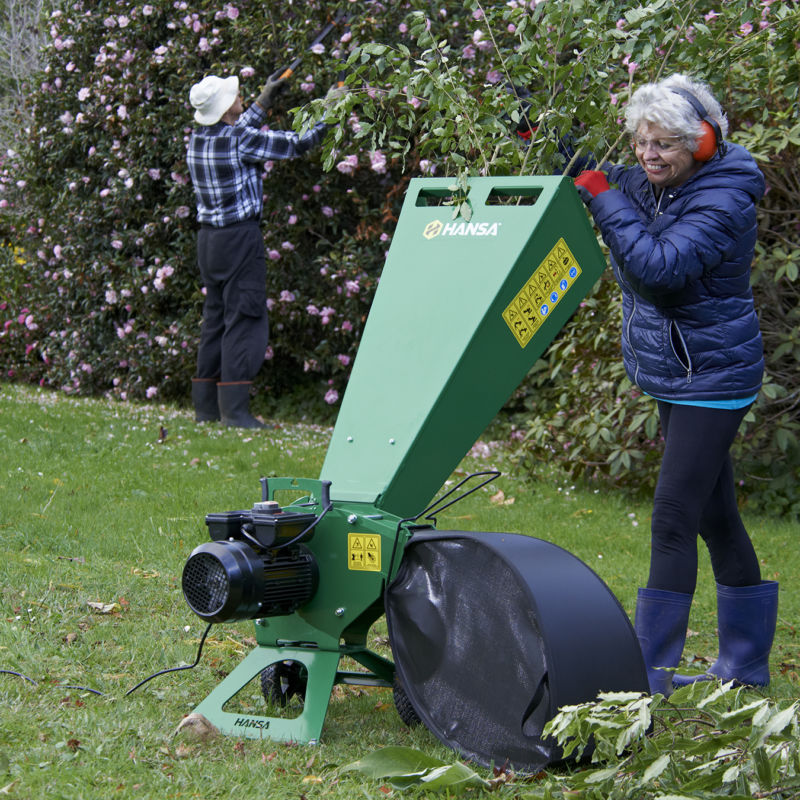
[422,219,501,239]
[423,220,443,239]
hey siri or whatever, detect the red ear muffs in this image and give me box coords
[670,88,726,162]
[694,121,719,162]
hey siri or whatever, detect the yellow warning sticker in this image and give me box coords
[348,533,382,572]
[502,237,582,348]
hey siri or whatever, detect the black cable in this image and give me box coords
[2,623,214,699]
[1,668,103,695]
[124,622,213,696]
[1,669,37,685]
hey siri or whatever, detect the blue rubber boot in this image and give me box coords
[634,587,693,696]
[673,580,778,689]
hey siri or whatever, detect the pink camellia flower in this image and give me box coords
[146,386,158,398]
[321,206,334,217]
[341,320,353,332]
[369,150,387,173]
[336,155,358,175]
[240,66,255,78]
[279,290,295,303]
[324,388,339,405]
[337,354,350,367]
[306,304,319,316]
[268,249,281,260]
[739,21,753,35]
[310,43,325,55]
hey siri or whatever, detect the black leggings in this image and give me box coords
[647,401,761,595]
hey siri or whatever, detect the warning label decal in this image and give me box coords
[348,533,381,572]
[502,237,581,348]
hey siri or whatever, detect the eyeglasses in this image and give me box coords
[632,135,684,153]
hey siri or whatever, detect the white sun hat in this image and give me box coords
[189,75,239,125]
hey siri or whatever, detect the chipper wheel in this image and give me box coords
[260,660,307,708]
[393,674,421,727]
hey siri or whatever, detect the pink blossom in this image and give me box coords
[306,304,319,316]
[310,43,325,55]
[279,290,295,303]
[336,155,358,175]
[324,388,339,405]
[341,320,353,332]
[337,354,350,366]
[225,5,240,20]
[268,249,281,260]
[369,150,387,173]
[146,386,158,398]
[486,69,502,84]
[240,66,255,78]
[739,21,753,35]
[321,206,334,217]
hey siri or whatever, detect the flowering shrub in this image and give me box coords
[0,0,417,403]
[0,0,798,512]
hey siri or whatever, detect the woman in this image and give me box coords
[574,74,778,696]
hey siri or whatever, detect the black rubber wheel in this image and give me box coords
[393,674,421,727]
[260,660,307,708]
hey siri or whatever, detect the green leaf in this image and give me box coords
[640,753,670,784]
[341,747,488,792]
[752,702,799,747]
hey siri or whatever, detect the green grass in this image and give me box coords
[1,382,798,799]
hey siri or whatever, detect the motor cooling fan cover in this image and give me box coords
[385,531,648,773]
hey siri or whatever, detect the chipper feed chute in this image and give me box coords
[180,176,648,773]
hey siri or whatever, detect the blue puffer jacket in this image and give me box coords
[587,142,765,401]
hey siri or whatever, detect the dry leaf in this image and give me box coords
[173,713,220,742]
[87,601,120,614]
[490,490,515,506]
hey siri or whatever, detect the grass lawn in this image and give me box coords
[1,382,797,799]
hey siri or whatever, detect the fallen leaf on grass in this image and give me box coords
[132,568,160,579]
[301,776,323,784]
[489,490,515,506]
[173,713,220,742]
[87,601,120,614]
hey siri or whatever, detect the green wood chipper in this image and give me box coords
[180,176,648,772]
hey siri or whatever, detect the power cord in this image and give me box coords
[1,622,213,698]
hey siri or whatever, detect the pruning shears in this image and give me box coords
[276,12,349,83]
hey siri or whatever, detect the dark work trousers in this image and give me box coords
[647,400,761,595]
[195,219,269,383]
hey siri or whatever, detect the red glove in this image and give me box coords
[574,170,610,203]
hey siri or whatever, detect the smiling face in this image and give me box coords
[634,121,701,189]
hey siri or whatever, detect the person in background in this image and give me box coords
[573,74,777,696]
[187,72,336,427]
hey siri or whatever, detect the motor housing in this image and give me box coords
[182,539,319,623]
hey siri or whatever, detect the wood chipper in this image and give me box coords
[180,176,648,772]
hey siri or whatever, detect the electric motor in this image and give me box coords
[182,540,319,624]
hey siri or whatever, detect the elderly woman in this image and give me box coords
[574,74,777,696]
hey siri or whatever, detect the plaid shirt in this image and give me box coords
[187,103,327,227]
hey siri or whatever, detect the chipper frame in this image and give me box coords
[180,176,648,771]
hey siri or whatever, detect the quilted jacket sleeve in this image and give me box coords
[587,184,758,295]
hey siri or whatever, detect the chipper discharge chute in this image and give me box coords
[180,176,648,772]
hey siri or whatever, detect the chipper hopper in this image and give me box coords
[180,176,648,772]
